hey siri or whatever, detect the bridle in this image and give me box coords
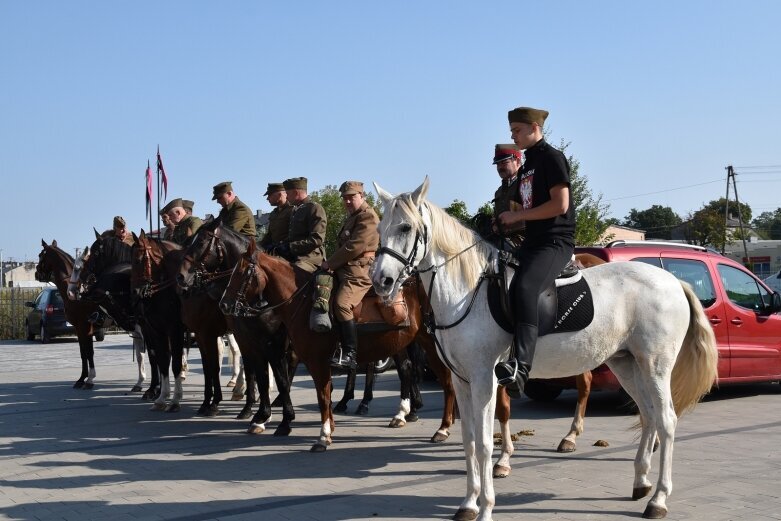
[134,240,176,298]
[222,254,312,318]
[181,230,231,289]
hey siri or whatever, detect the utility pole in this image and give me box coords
[0,249,4,288]
[724,165,751,269]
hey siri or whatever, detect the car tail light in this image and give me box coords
[45,304,54,316]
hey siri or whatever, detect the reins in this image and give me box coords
[226,255,313,318]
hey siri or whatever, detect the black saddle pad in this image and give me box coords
[487,275,594,336]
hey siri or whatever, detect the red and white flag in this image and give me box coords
[157,145,168,199]
[145,160,153,219]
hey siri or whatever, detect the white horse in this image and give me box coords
[371,178,718,520]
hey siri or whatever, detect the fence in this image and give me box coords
[0,287,42,340]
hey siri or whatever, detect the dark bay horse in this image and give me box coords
[219,240,458,452]
[35,240,101,389]
[177,220,292,428]
[130,232,186,412]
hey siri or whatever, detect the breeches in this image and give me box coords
[513,238,574,326]
[334,271,372,322]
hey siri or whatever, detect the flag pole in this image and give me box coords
[156,145,161,236]
[147,160,153,235]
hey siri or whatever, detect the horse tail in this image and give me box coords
[670,281,719,417]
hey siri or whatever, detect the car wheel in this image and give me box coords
[94,329,105,342]
[374,357,394,373]
[26,322,35,341]
[523,380,563,402]
[40,324,51,344]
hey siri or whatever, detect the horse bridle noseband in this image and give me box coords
[182,231,230,289]
[224,255,312,318]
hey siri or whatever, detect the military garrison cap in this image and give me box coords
[264,182,285,196]
[283,177,307,190]
[161,198,184,214]
[493,144,522,164]
[508,106,549,126]
[339,181,364,195]
[182,199,194,211]
[212,181,233,200]
[113,216,126,228]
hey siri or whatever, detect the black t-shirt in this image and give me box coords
[511,139,576,244]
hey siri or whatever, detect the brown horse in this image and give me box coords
[219,240,458,451]
[35,240,102,389]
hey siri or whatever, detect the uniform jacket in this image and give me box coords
[217,197,256,238]
[326,202,379,271]
[259,203,293,250]
[287,197,327,269]
[172,215,203,245]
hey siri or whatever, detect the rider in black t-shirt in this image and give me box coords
[494,106,577,398]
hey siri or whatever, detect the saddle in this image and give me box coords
[309,272,410,334]
[487,256,594,336]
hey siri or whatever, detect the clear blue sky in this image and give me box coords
[2,1,780,261]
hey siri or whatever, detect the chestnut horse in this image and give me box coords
[35,240,103,389]
[219,240,458,451]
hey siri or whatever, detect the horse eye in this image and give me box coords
[399,223,412,233]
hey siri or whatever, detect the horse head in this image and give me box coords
[67,246,90,300]
[220,238,266,316]
[178,220,225,290]
[372,177,431,300]
[131,230,154,297]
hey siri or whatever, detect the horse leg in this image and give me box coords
[493,386,513,478]
[237,361,256,420]
[152,333,171,411]
[73,333,88,388]
[143,345,161,401]
[248,360,272,434]
[207,334,223,416]
[452,378,481,521]
[419,336,455,443]
[308,363,334,452]
[131,325,147,392]
[83,335,96,389]
[389,354,411,427]
[266,331,294,436]
[168,325,184,413]
[357,363,374,416]
[193,333,213,415]
[333,367,356,414]
[271,338,296,407]
[557,370,592,453]
[225,332,241,387]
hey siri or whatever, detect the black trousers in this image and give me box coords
[513,238,574,326]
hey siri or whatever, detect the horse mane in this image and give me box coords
[46,244,75,265]
[380,192,493,290]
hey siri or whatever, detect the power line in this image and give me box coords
[734,164,781,169]
[605,179,722,202]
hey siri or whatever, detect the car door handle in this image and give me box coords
[730,318,743,325]
[709,317,722,325]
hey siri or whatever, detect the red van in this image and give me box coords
[524,240,781,401]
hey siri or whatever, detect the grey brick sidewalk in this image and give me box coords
[1,335,780,520]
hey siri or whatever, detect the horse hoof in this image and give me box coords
[493,464,511,478]
[310,443,327,453]
[632,486,653,500]
[273,424,292,437]
[166,404,181,413]
[227,379,236,388]
[130,385,143,393]
[405,412,419,422]
[430,430,450,443]
[333,402,348,413]
[642,504,667,519]
[453,507,478,521]
[557,439,577,453]
[388,417,406,428]
[150,402,167,411]
[73,381,85,389]
[205,405,219,417]
[247,424,266,435]
[236,409,253,420]
[231,393,244,401]
[142,391,155,401]
[83,382,94,390]
[355,403,369,415]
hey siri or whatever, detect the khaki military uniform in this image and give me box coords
[259,203,293,251]
[217,197,256,237]
[163,228,175,241]
[494,175,525,246]
[171,215,203,245]
[327,202,379,321]
[287,197,327,273]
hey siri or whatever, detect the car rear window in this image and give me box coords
[659,258,717,309]
[49,290,64,307]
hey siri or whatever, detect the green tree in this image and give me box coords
[752,209,781,239]
[703,197,752,224]
[623,205,682,240]
[444,199,472,225]
[683,208,727,248]
[560,140,612,246]
[309,185,382,256]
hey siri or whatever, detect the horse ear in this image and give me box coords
[41,239,48,247]
[134,231,141,242]
[373,182,394,209]
[94,227,100,240]
[410,176,429,207]
[52,239,58,248]
[83,246,91,260]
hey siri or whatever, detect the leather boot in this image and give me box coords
[494,323,538,399]
[330,319,358,371]
[88,311,106,328]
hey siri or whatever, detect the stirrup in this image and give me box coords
[494,359,519,387]
[330,347,357,371]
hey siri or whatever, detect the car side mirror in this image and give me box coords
[24,301,34,307]
[772,292,781,313]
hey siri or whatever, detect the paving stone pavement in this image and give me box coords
[1,334,780,521]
